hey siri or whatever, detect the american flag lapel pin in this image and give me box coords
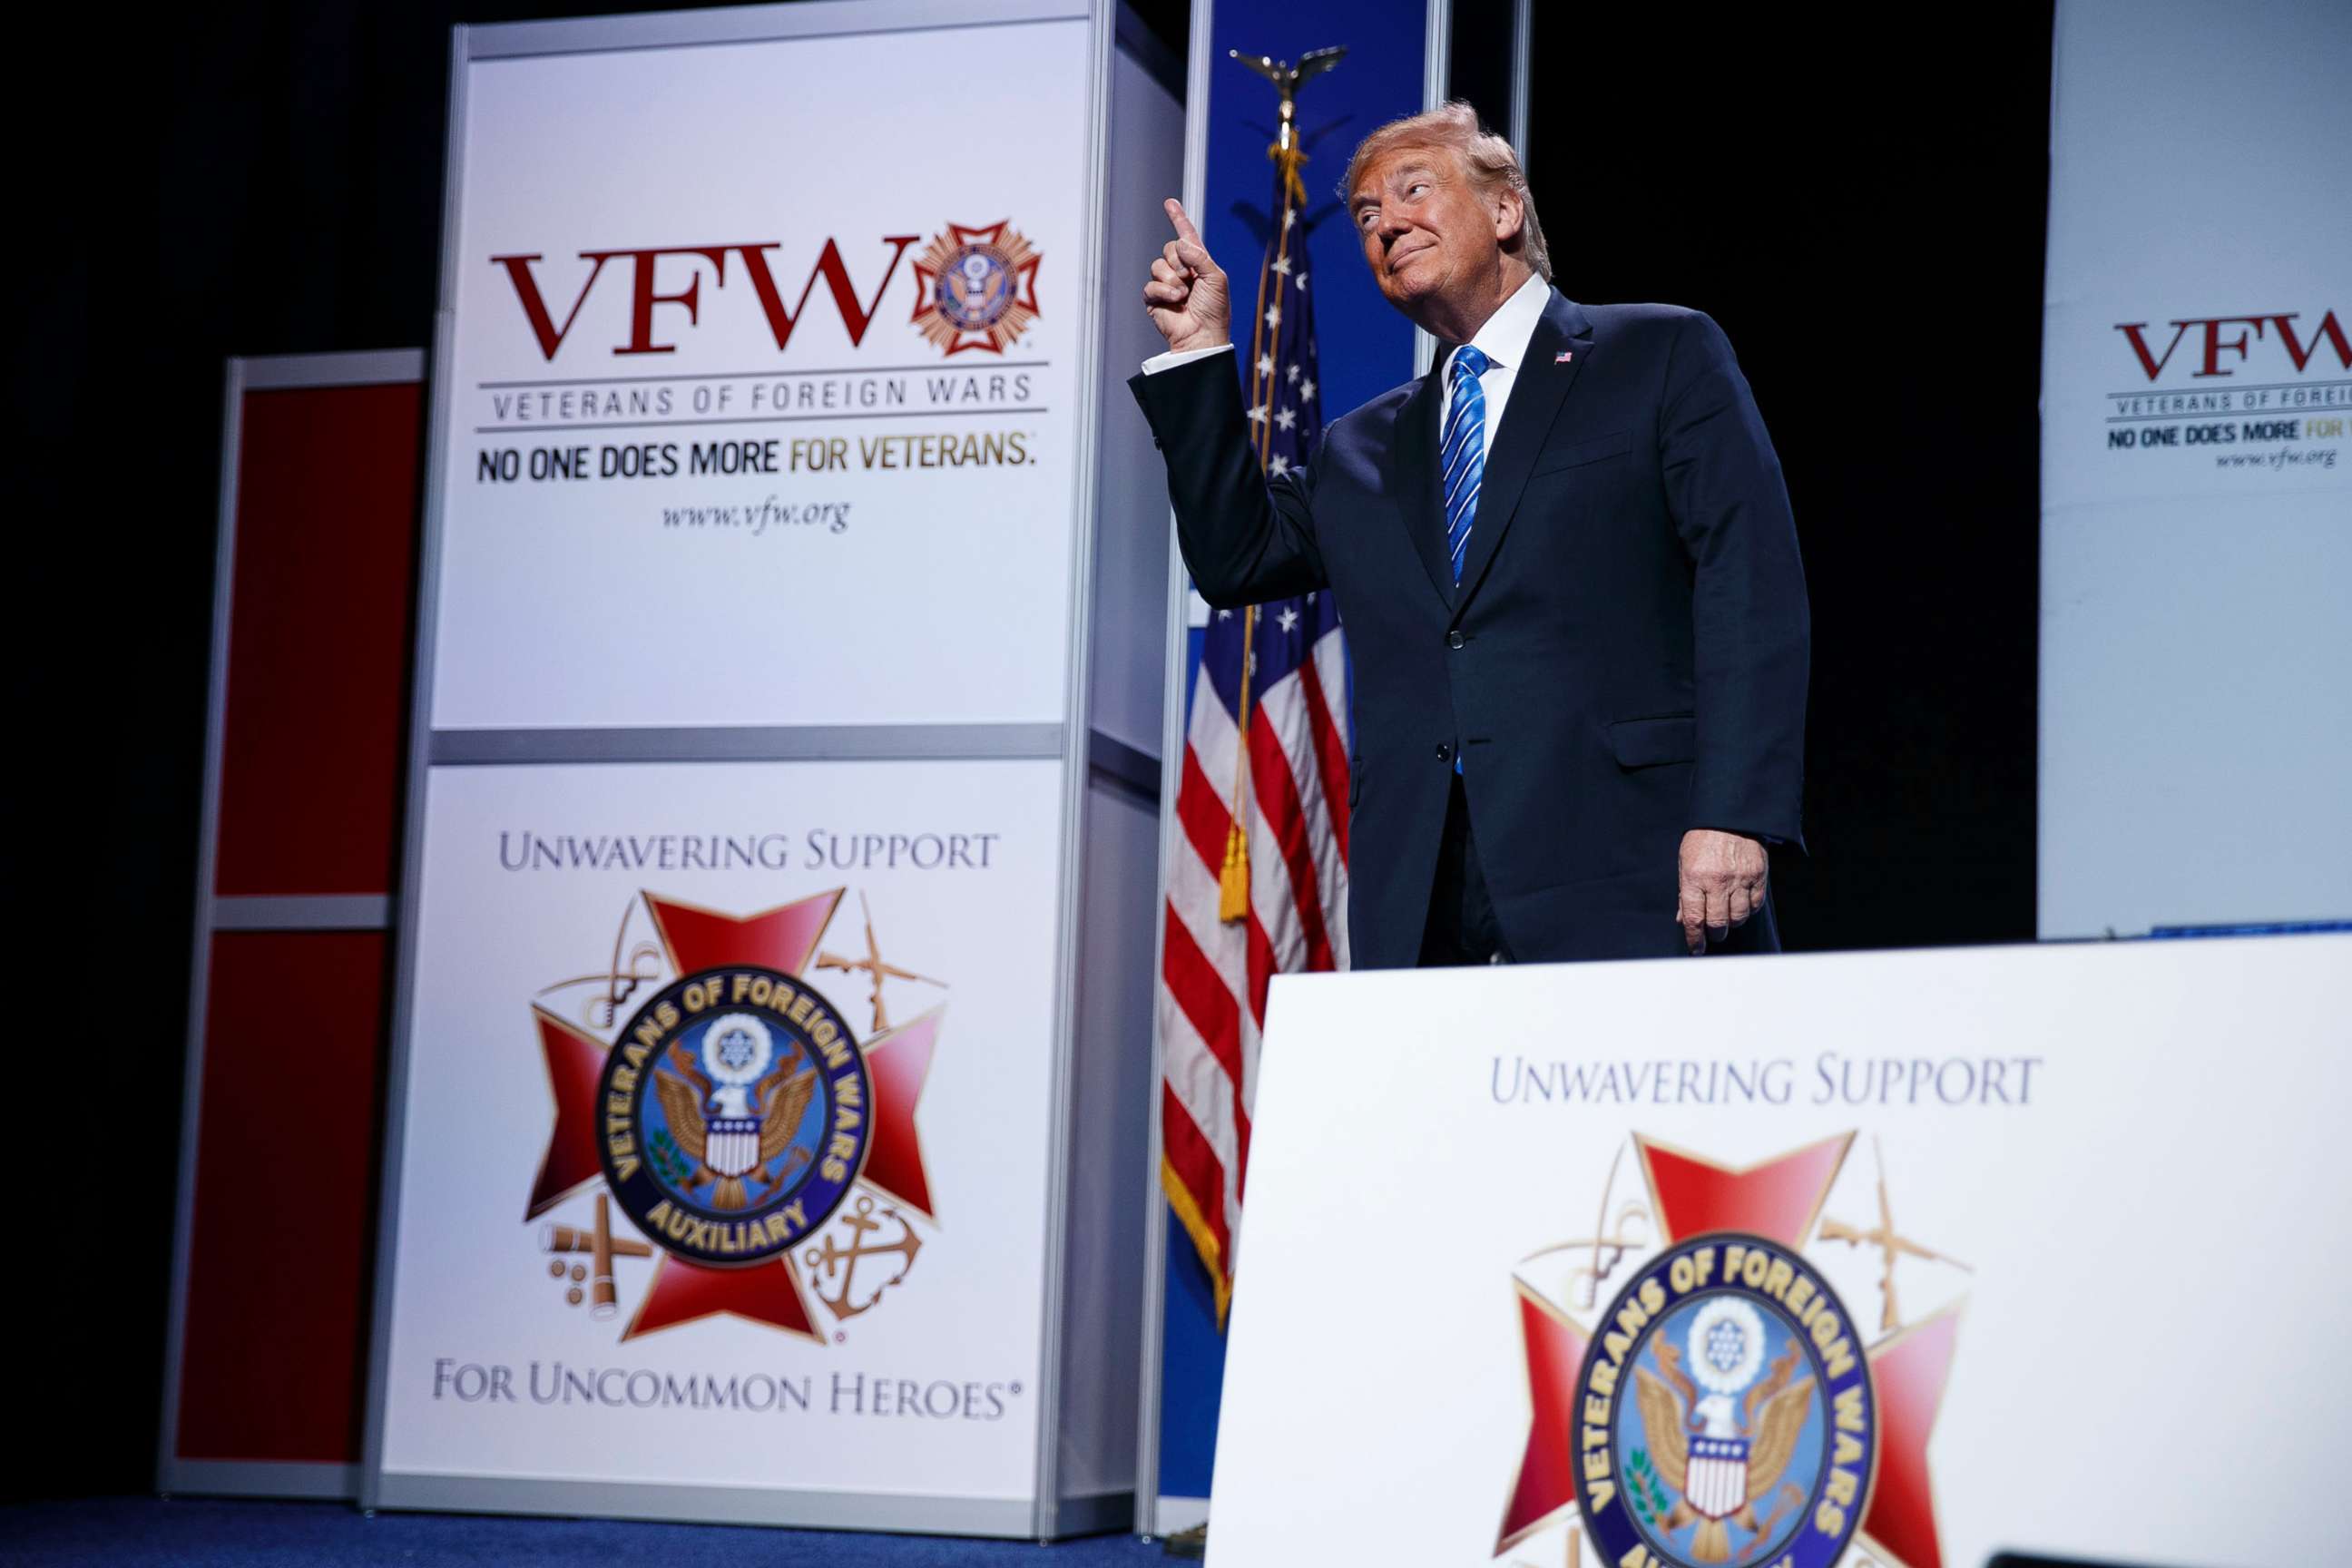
[1555,350,1574,364]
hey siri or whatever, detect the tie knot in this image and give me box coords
[1450,345,1492,386]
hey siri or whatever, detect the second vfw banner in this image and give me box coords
[2040,0,2352,937]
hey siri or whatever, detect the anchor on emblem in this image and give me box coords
[803,1194,924,1319]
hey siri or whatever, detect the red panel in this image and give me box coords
[176,930,387,1464]
[213,382,421,896]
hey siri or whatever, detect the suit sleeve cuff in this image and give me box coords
[1142,343,1234,375]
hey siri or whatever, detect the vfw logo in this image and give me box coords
[492,220,1042,360]
[1498,1135,1963,1568]
[2112,309,2349,381]
[526,888,945,1342]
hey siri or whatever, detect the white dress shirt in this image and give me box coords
[1440,270,1552,441]
[1140,341,1234,375]
[1142,269,1553,442]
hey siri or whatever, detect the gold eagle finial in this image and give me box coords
[1228,45,1347,203]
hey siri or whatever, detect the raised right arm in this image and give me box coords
[1129,355,1326,606]
[1130,199,1327,606]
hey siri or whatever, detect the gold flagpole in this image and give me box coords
[1217,45,1342,926]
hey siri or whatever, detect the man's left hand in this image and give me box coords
[1677,829,1769,955]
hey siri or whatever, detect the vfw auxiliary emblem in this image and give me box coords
[1497,1135,1965,1568]
[910,220,1042,355]
[1583,1234,1872,1568]
[525,890,943,1342]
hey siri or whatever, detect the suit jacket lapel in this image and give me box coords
[1451,289,1593,615]
[1391,360,1456,606]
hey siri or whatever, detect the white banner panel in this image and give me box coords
[2040,0,2352,936]
[431,14,1092,730]
[1208,937,2351,1568]
[374,759,1063,1499]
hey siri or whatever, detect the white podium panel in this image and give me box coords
[430,6,1093,731]
[365,0,1180,1535]
[373,759,1063,1503]
[1210,936,2351,1568]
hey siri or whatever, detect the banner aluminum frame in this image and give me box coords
[159,348,426,1503]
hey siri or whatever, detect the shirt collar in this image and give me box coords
[1453,271,1553,376]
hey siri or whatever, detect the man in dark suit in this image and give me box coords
[1133,103,1808,969]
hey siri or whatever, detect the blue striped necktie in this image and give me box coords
[1442,344,1490,776]
[1442,343,1492,585]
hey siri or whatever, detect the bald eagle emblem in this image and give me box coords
[651,1013,819,1212]
[910,220,1042,356]
[1632,1298,1817,1561]
[596,967,874,1272]
[1576,1233,1877,1568]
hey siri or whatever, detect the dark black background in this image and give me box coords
[2,0,2044,1503]
[1509,8,2051,950]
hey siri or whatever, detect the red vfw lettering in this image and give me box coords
[492,237,921,359]
[2113,310,2352,381]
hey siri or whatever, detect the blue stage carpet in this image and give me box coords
[0,1498,1170,1566]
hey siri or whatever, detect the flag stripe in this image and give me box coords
[1184,675,1313,981]
[1161,1083,1230,1259]
[1158,906,1250,1215]
[1248,711,1335,973]
[1157,993,1247,1204]
[1174,743,1241,883]
[1298,652,1352,864]
[1163,838,1266,1114]
[1263,681,1347,930]
[1161,900,1246,1096]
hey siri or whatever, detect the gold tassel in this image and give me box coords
[1220,604,1259,925]
[1218,818,1251,921]
[1269,142,1308,208]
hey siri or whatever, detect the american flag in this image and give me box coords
[1157,170,1351,1322]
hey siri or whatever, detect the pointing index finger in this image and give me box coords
[1164,198,1204,247]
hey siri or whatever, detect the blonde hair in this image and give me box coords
[1341,101,1551,281]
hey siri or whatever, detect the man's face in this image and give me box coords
[1349,145,1517,325]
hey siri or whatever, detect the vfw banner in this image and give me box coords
[375,760,1063,1495]
[1206,937,2351,1567]
[368,2,1108,1524]
[2040,0,2352,937]
[431,14,1090,730]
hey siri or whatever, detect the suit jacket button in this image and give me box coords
[1435,742,1453,763]
[1446,630,1465,649]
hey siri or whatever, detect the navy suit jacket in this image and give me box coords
[1129,289,1808,968]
